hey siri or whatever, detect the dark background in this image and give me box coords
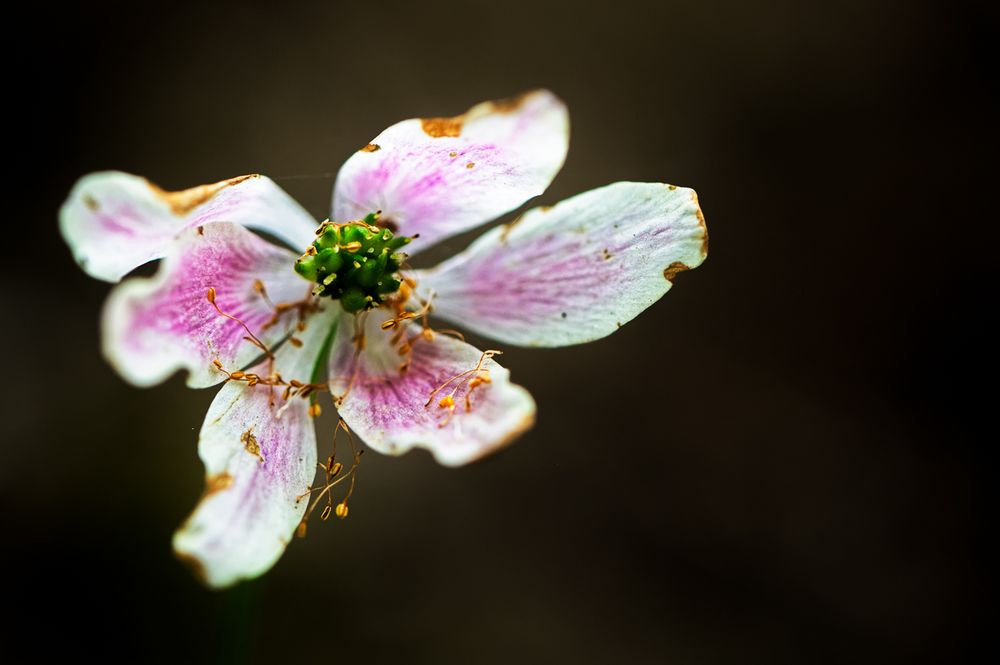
[2,1,992,662]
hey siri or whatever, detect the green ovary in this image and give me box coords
[295,213,412,313]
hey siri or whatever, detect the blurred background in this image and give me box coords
[2,0,992,662]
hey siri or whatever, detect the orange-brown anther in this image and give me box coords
[297,419,362,532]
[423,350,502,426]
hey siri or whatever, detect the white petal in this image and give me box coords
[329,312,536,466]
[414,182,708,347]
[332,90,569,254]
[172,307,337,588]
[60,171,317,282]
[102,222,310,388]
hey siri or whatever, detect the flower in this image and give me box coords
[59,90,708,588]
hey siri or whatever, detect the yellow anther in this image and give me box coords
[468,375,491,389]
[309,403,322,418]
[424,350,502,425]
[229,370,245,380]
[298,418,361,531]
[342,241,362,252]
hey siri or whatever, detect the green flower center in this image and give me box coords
[295,212,413,313]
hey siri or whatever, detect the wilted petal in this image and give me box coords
[103,222,310,388]
[332,90,568,254]
[60,171,317,282]
[414,182,708,347]
[173,307,336,588]
[329,313,535,466]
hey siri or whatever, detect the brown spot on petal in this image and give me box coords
[360,143,380,152]
[83,194,99,211]
[663,262,691,282]
[241,428,264,463]
[204,472,234,497]
[667,184,678,191]
[602,248,613,260]
[690,190,709,258]
[466,162,475,169]
[175,550,210,586]
[148,173,259,216]
[487,91,533,114]
[421,116,463,138]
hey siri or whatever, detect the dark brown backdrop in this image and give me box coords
[2,1,991,663]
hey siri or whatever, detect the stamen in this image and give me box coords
[206,287,273,359]
[296,419,363,536]
[253,279,275,310]
[424,350,502,427]
[260,287,323,332]
[333,312,368,406]
[211,358,328,402]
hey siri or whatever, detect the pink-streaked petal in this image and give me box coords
[60,171,317,282]
[328,313,536,467]
[102,222,312,388]
[414,182,708,347]
[332,90,569,254]
[172,307,335,588]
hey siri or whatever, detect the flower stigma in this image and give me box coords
[294,212,414,313]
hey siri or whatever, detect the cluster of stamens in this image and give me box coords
[294,212,413,313]
[204,254,503,532]
[425,350,501,427]
[206,284,364,523]
[295,419,363,535]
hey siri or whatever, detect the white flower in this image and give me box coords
[59,90,708,587]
